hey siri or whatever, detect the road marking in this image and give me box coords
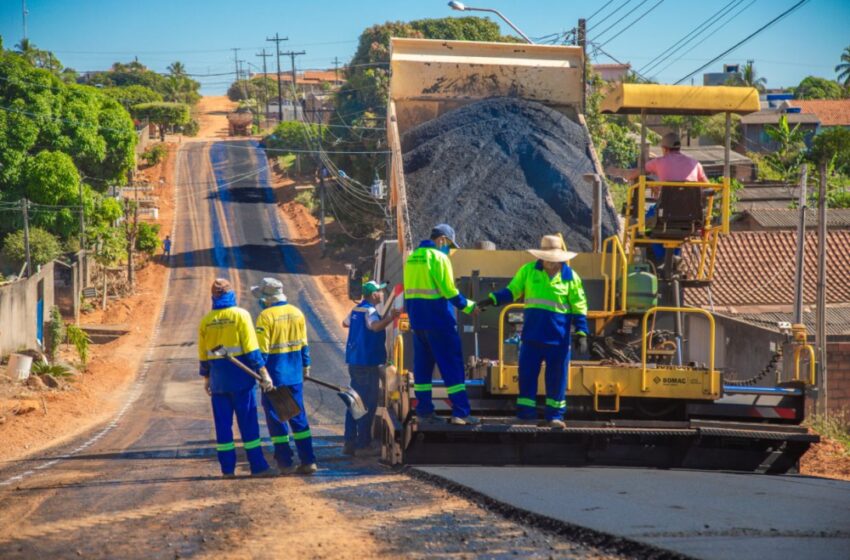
[0,145,185,489]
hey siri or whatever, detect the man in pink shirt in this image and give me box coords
[628,133,708,195]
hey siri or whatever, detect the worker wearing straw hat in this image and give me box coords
[478,235,588,429]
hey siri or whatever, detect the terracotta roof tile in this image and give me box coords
[683,231,850,307]
[788,99,850,126]
[736,209,850,229]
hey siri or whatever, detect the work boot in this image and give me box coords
[252,465,281,478]
[296,463,318,475]
[356,442,381,457]
[221,472,236,479]
[538,419,566,430]
[415,413,443,425]
[277,463,298,475]
[342,442,356,456]
[449,415,481,426]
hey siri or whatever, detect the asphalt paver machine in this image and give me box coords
[374,38,818,473]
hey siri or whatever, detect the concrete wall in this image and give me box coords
[0,262,55,356]
[53,251,88,323]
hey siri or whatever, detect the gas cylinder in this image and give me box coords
[626,263,658,312]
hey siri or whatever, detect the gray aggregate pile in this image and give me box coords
[401,97,619,251]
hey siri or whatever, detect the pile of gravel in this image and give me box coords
[401,97,619,251]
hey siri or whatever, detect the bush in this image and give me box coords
[140,144,168,166]
[66,323,91,369]
[135,222,161,255]
[1,228,61,269]
[45,306,65,362]
[182,119,200,137]
[31,361,75,379]
[265,121,327,154]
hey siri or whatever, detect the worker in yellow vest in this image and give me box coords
[403,224,479,425]
[479,235,588,429]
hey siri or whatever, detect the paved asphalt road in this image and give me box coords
[420,466,850,560]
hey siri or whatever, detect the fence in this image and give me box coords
[53,251,90,323]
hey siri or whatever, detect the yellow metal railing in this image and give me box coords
[601,235,628,314]
[622,177,729,281]
[640,306,716,394]
[497,303,525,392]
[793,344,816,386]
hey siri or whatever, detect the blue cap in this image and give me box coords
[430,223,459,248]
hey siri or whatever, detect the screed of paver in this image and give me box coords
[419,466,850,560]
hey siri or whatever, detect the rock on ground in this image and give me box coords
[401,97,619,251]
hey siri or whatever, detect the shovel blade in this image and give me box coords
[337,389,368,420]
[267,386,301,422]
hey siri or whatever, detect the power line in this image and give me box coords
[595,0,665,48]
[591,0,651,42]
[639,0,742,75]
[587,0,633,33]
[587,0,616,22]
[672,0,805,84]
[652,0,756,79]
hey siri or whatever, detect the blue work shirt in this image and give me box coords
[345,300,387,366]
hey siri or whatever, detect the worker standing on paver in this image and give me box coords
[403,224,479,425]
[252,278,317,475]
[198,278,276,477]
[341,280,400,456]
[478,236,588,429]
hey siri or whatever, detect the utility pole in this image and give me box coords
[319,167,327,257]
[22,0,28,41]
[815,162,828,413]
[333,56,340,84]
[266,33,289,122]
[231,47,240,82]
[283,50,306,100]
[792,165,807,324]
[577,18,587,114]
[238,59,248,100]
[79,180,86,251]
[21,198,32,278]
[257,49,273,126]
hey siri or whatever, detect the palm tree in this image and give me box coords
[727,61,767,92]
[836,45,850,88]
[167,61,186,77]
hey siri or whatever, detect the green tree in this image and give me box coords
[2,227,61,268]
[135,222,161,255]
[835,45,850,88]
[131,102,190,140]
[794,76,844,100]
[104,85,163,113]
[265,121,328,153]
[661,115,708,146]
[167,61,187,77]
[227,77,278,102]
[726,61,767,92]
[764,115,806,181]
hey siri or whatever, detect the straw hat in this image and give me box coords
[250,277,287,304]
[528,235,577,262]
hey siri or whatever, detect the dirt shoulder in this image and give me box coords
[0,145,177,464]
[801,435,850,481]
[195,96,237,139]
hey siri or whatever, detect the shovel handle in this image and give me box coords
[304,375,343,392]
[221,353,263,382]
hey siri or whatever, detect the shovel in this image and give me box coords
[304,372,368,420]
[209,345,301,422]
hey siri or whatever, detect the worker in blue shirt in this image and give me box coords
[252,277,317,475]
[342,280,400,456]
[403,224,479,425]
[163,235,172,258]
[198,278,276,477]
[479,235,589,429]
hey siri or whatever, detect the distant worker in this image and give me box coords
[478,235,588,429]
[252,278,317,475]
[198,278,276,477]
[163,235,172,257]
[342,280,400,456]
[403,224,479,425]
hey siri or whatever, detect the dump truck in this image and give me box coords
[227,108,253,136]
[370,38,818,473]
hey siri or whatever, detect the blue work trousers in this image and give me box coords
[345,365,380,449]
[211,388,269,475]
[517,340,570,421]
[412,328,471,418]
[261,383,316,467]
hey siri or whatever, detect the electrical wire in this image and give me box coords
[675,0,810,84]
[587,0,633,33]
[652,0,756,80]
[587,0,616,22]
[591,0,650,42]
[595,0,666,48]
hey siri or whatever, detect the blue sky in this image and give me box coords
[1,0,847,94]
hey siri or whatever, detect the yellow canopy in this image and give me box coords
[600,83,760,116]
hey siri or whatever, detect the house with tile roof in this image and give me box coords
[733,208,850,230]
[740,109,819,153]
[784,99,850,129]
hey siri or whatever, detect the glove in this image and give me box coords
[476,296,494,309]
[575,334,589,355]
[258,367,274,393]
[303,366,311,378]
[203,376,212,396]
